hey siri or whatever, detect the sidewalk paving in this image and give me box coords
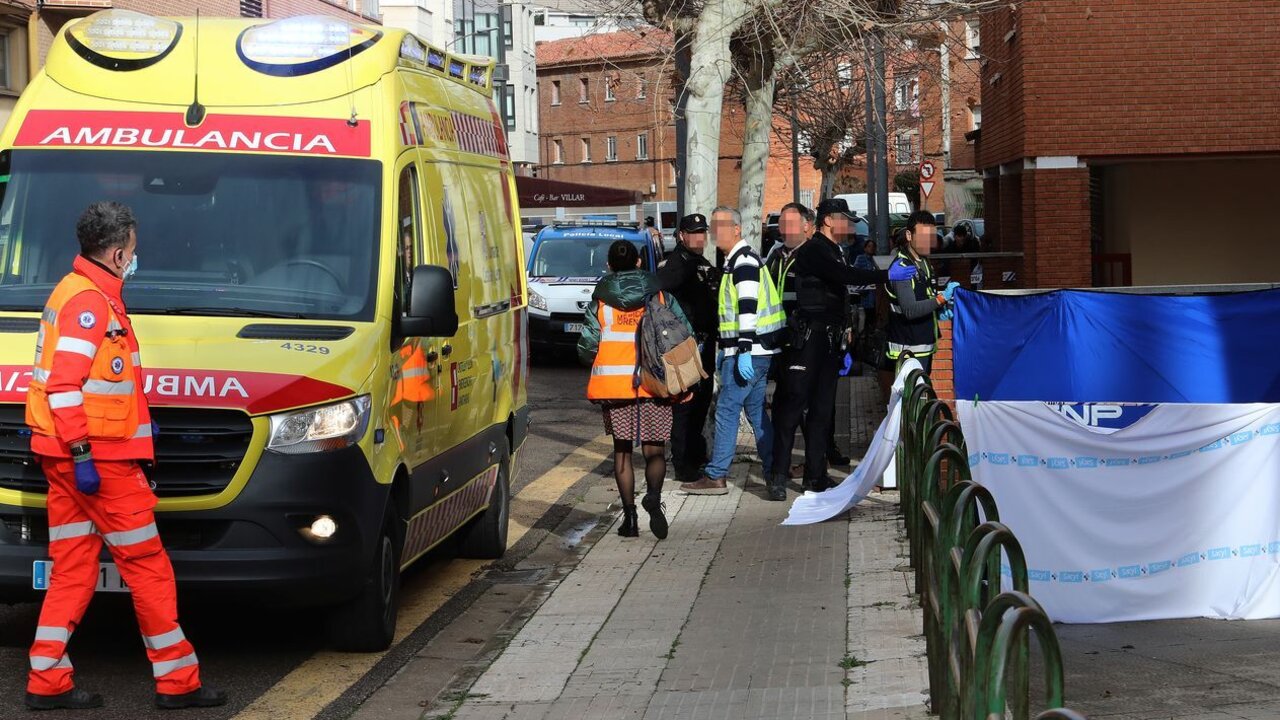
[418,372,931,720]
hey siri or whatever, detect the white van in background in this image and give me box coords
[834,193,912,216]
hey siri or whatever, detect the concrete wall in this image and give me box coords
[1103,158,1280,286]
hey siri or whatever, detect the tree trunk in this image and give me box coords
[684,0,749,261]
[820,165,838,202]
[737,53,776,252]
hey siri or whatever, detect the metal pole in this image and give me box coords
[791,103,801,204]
[674,31,692,219]
[865,56,878,242]
[873,32,890,252]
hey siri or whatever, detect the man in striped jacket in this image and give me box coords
[680,207,779,496]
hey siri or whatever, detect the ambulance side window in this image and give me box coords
[397,165,422,317]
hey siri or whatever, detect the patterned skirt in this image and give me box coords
[601,400,673,443]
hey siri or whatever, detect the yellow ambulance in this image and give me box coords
[0,10,529,651]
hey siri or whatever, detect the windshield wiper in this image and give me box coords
[153,307,309,319]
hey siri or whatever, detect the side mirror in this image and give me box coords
[400,265,458,338]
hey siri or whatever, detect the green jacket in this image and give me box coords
[577,269,692,366]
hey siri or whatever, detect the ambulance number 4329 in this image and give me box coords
[280,343,330,355]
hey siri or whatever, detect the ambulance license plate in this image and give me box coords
[32,561,130,593]
[563,323,583,333]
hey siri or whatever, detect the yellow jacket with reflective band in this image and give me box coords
[587,302,655,401]
[884,250,940,359]
[717,257,786,346]
[26,273,141,443]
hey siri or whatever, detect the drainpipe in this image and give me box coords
[27,3,41,83]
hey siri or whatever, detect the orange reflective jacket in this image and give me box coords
[586,299,657,401]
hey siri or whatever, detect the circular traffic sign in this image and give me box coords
[919,161,936,180]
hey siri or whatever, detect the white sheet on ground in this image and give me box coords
[781,359,922,526]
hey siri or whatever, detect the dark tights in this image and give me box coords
[613,439,666,506]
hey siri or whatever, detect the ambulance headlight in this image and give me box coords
[268,396,371,454]
[529,290,548,311]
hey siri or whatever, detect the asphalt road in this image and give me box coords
[0,358,600,720]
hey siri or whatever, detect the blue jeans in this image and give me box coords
[703,354,774,480]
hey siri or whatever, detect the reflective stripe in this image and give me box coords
[34,626,71,644]
[83,379,134,396]
[599,330,634,342]
[30,655,72,672]
[143,627,186,651]
[401,367,430,379]
[152,652,198,678]
[55,336,97,359]
[590,365,634,376]
[887,341,936,358]
[103,523,159,548]
[47,391,84,409]
[41,308,58,325]
[601,306,614,324]
[107,319,123,332]
[131,352,141,367]
[133,424,153,439]
[49,521,97,542]
[31,367,50,383]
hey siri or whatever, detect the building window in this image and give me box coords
[606,136,617,161]
[605,77,616,102]
[550,80,560,106]
[970,104,982,130]
[966,20,980,58]
[362,0,379,18]
[239,0,263,17]
[503,85,516,131]
[581,137,591,163]
[910,78,919,118]
[501,5,513,51]
[0,33,9,91]
[553,139,564,164]
[894,131,917,165]
[837,62,853,89]
[579,78,589,103]
[668,161,677,187]
[894,76,911,111]
[534,11,546,26]
[637,74,646,99]
[570,15,593,28]
[636,133,649,160]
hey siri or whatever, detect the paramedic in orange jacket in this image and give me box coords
[23,202,226,711]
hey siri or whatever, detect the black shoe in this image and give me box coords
[809,477,833,493]
[767,475,787,502]
[26,688,104,710]
[155,686,227,710]
[826,449,851,466]
[617,504,639,538]
[642,493,669,540]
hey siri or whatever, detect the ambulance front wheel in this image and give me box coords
[326,506,402,652]
[457,441,511,559]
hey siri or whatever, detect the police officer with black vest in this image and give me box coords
[767,199,917,498]
[657,213,720,483]
[885,211,948,375]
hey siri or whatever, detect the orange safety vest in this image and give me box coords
[392,344,435,404]
[26,274,142,443]
[586,298,657,401]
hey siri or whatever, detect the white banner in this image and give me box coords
[959,401,1280,624]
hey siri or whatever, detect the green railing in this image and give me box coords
[896,360,1089,720]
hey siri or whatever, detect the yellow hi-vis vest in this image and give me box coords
[717,253,786,349]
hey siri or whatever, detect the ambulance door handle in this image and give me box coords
[441,343,453,357]
[425,348,439,363]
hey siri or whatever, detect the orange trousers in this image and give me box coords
[28,458,201,696]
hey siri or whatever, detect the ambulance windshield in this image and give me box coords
[0,149,381,321]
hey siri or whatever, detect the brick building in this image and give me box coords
[0,1,378,132]
[534,30,822,223]
[977,0,1280,289]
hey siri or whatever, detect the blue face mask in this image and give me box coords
[123,253,138,281]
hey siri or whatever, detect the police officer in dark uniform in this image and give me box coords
[767,199,917,498]
[657,213,720,483]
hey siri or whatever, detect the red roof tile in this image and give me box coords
[536,29,673,68]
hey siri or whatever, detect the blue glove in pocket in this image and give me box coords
[74,460,101,495]
[735,353,755,383]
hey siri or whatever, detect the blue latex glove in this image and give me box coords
[888,260,918,282]
[74,459,101,495]
[942,281,961,303]
[939,306,955,322]
[735,353,755,382]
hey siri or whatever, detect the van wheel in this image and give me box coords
[457,442,511,559]
[326,508,401,652]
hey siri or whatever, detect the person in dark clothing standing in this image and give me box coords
[767,198,917,498]
[656,214,720,483]
[886,211,947,375]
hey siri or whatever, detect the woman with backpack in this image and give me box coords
[578,240,694,539]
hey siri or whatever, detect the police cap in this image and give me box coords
[678,213,709,233]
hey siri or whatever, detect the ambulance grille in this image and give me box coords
[0,406,253,498]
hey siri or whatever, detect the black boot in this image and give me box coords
[641,492,668,540]
[25,688,104,711]
[767,475,787,502]
[155,685,227,710]
[617,504,639,538]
